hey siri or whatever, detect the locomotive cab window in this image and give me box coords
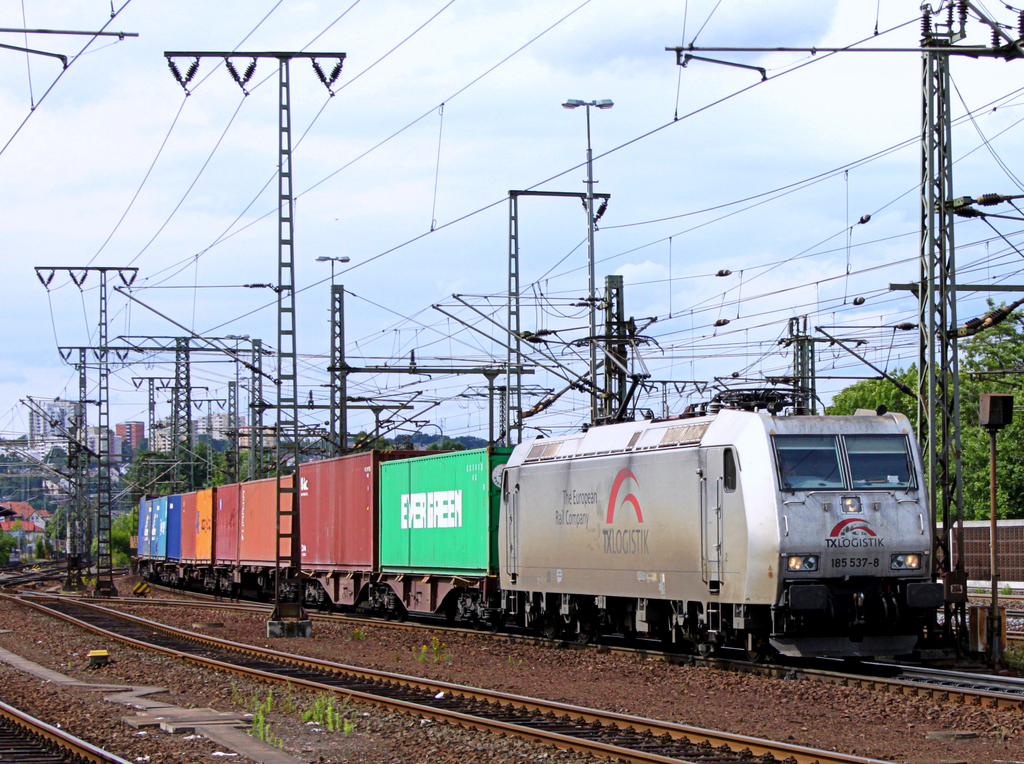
[845,435,914,489]
[773,435,844,490]
[723,448,737,492]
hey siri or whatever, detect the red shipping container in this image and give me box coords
[298,451,420,571]
[180,492,198,563]
[215,483,240,566]
[238,476,291,566]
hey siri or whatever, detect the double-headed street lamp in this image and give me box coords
[562,98,613,424]
[316,255,350,285]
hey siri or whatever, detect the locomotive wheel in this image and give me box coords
[744,634,769,663]
[541,617,560,640]
[576,616,597,644]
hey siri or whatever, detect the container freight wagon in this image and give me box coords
[374,447,512,621]
[299,451,422,609]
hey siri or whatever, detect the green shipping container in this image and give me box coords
[379,447,512,575]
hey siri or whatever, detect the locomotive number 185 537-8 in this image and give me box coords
[830,557,881,569]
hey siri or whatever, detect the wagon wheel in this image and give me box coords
[489,613,504,633]
[541,616,560,640]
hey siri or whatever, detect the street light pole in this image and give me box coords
[316,255,350,286]
[563,98,613,425]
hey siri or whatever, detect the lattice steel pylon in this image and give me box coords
[65,357,87,591]
[599,275,627,421]
[171,338,192,491]
[786,316,816,415]
[165,49,345,631]
[918,14,963,613]
[34,266,137,596]
[250,338,265,480]
[329,285,347,456]
[915,3,1024,644]
[507,190,610,442]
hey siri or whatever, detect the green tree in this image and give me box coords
[957,306,1024,519]
[111,507,138,565]
[426,439,468,451]
[825,304,1024,520]
[825,366,917,419]
[122,451,178,503]
[351,431,392,451]
[0,532,15,564]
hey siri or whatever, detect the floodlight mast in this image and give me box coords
[562,99,614,425]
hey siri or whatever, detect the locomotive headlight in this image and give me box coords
[788,555,818,572]
[842,496,861,513]
[891,553,922,570]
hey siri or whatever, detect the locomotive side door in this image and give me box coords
[503,471,520,583]
[701,447,726,593]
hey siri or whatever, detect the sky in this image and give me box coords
[1,0,1023,447]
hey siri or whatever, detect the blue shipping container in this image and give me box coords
[138,498,151,557]
[165,494,182,561]
[151,497,169,559]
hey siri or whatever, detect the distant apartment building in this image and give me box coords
[152,414,250,453]
[27,400,78,445]
[195,412,245,441]
[150,419,173,453]
[86,426,122,463]
[116,421,145,454]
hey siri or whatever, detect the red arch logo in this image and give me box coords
[829,518,876,537]
[606,468,643,524]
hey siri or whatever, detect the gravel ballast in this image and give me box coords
[6,576,1024,763]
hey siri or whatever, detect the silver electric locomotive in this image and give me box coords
[498,408,943,658]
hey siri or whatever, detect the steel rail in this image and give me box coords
[7,593,885,764]
[0,697,134,764]
[96,590,1024,709]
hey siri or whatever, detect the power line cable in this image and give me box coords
[0,1,134,160]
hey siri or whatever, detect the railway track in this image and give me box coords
[7,592,888,764]
[99,586,1024,712]
[0,696,133,764]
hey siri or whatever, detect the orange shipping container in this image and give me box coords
[195,488,214,564]
[180,492,197,562]
[239,476,291,566]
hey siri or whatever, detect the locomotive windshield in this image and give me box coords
[846,435,914,489]
[774,435,844,490]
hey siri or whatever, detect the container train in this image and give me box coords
[136,407,945,658]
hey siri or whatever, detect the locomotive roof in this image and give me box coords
[509,409,915,468]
